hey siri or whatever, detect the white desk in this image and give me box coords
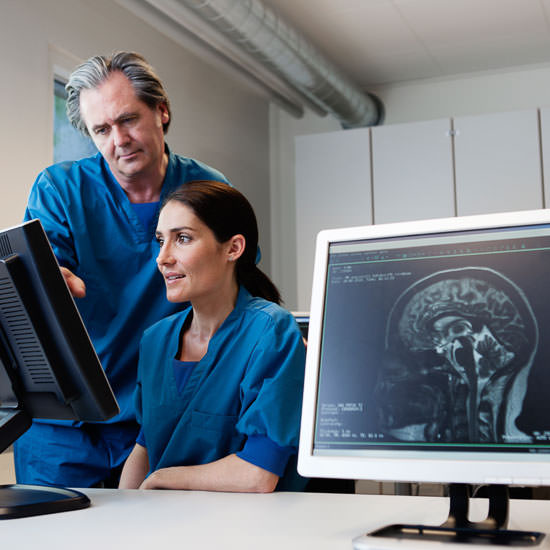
[2,489,550,549]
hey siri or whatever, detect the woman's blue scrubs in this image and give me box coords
[135,287,307,491]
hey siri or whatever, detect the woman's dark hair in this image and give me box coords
[161,181,282,305]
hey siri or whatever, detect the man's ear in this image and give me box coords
[158,103,170,126]
[227,234,246,262]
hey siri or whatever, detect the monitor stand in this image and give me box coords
[0,410,90,519]
[0,484,90,519]
[354,484,545,548]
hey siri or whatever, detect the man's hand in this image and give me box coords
[59,266,86,298]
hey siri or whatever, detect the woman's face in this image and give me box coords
[155,201,233,303]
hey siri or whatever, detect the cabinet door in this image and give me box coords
[540,107,550,207]
[295,129,372,310]
[371,118,455,224]
[454,109,543,215]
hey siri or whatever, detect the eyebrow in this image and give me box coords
[90,111,138,132]
[155,226,194,235]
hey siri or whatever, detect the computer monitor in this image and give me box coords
[291,312,309,343]
[298,209,550,547]
[0,219,119,519]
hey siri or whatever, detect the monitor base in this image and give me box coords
[355,484,544,548]
[0,484,90,519]
[367,522,543,546]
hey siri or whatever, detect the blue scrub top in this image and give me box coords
[135,287,308,491]
[24,147,229,423]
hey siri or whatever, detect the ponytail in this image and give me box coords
[237,264,281,305]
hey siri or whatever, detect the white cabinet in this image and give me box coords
[293,109,547,309]
[371,118,455,223]
[540,107,550,207]
[295,128,372,310]
[454,109,543,215]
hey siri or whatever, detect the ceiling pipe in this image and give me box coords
[142,0,383,128]
[117,0,308,117]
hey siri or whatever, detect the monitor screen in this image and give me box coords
[298,209,550,487]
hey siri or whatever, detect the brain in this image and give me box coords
[397,276,529,355]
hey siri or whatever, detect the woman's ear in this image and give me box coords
[227,234,246,262]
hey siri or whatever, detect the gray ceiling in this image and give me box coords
[262,0,550,88]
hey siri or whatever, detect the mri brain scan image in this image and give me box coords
[376,267,538,444]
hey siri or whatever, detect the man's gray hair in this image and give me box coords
[66,51,171,136]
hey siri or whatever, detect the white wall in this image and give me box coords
[269,108,340,307]
[372,63,550,125]
[1,0,271,272]
[0,448,15,484]
[271,62,550,309]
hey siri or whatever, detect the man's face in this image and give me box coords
[79,71,169,184]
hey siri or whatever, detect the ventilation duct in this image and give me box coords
[135,0,382,128]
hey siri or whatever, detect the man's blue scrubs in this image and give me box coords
[15,147,228,487]
[135,287,308,491]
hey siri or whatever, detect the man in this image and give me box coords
[15,52,229,487]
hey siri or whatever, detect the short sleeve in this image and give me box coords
[236,434,294,476]
[24,168,77,270]
[236,311,306,449]
[136,427,146,448]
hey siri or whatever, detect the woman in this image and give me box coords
[119,181,306,492]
